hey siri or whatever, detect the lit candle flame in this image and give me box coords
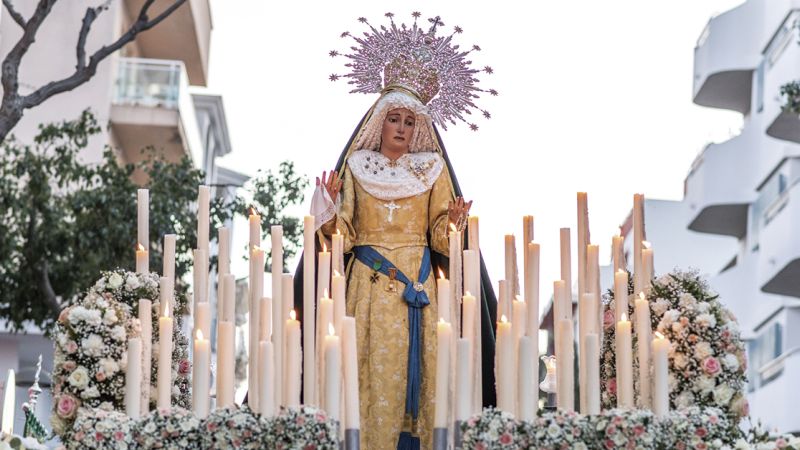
[655,331,664,340]
[248,206,258,216]
[617,268,626,274]
[439,317,446,324]
[621,312,628,322]
[515,294,524,303]
[643,241,652,250]
[252,245,264,253]
[618,227,622,237]
[639,292,646,301]
[465,291,472,297]
[136,243,145,252]
[290,310,296,321]
[335,228,341,236]
[323,288,329,298]
[323,242,328,252]
[438,269,445,279]
[328,323,335,336]
[449,223,458,233]
[500,314,508,324]
[196,329,204,340]
[163,302,170,318]
[333,270,341,277]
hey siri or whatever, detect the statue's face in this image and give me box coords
[381,107,415,154]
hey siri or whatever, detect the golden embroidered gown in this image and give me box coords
[323,149,453,450]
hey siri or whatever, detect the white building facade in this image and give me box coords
[686,0,800,434]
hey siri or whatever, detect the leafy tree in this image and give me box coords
[0,110,308,331]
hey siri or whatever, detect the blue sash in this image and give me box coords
[352,246,431,449]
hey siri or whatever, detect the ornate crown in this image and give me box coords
[329,13,497,131]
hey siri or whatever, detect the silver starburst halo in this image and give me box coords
[329,12,497,131]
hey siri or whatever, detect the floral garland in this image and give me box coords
[51,270,191,438]
[461,407,525,449]
[600,269,747,439]
[132,408,201,449]
[262,405,339,450]
[524,409,591,450]
[198,406,263,449]
[65,408,135,450]
[658,406,731,450]
[589,409,659,449]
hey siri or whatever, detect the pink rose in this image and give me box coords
[603,310,615,330]
[499,433,513,445]
[696,427,707,438]
[96,371,106,382]
[178,359,191,376]
[606,378,617,396]
[56,394,79,419]
[703,357,721,376]
[58,307,71,324]
[114,431,125,441]
[62,361,76,372]
[74,431,85,441]
[65,341,78,354]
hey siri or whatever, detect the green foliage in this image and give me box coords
[0,110,308,331]
[780,80,800,114]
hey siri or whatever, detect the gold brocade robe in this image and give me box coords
[324,151,452,450]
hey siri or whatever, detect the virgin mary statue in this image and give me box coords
[293,13,499,450]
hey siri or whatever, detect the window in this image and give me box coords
[747,322,784,392]
[756,60,765,113]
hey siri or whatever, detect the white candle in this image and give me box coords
[332,271,346,338]
[192,329,210,418]
[259,340,275,417]
[137,189,149,252]
[614,270,629,323]
[194,301,211,350]
[434,318,452,428]
[642,241,654,293]
[634,292,652,409]
[633,194,645,294]
[518,336,536,420]
[332,229,344,276]
[260,296,272,342]
[163,234,176,284]
[616,313,634,408]
[554,280,568,322]
[512,296,527,346]
[578,292,593,414]
[249,246,264,411]
[559,228,572,322]
[612,230,624,273]
[556,318,574,411]
[652,332,670,418]
[221,273,235,322]
[136,244,148,274]
[324,324,342,422]
[271,226,284,407]
[437,271,451,324]
[342,317,360,430]
[318,290,333,405]
[216,226,230,333]
[584,333,600,415]
[462,248,481,413]
[248,208,261,251]
[125,338,142,418]
[497,315,515,414]
[448,225,461,327]
[525,243,540,338]
[467,216,480,254]
[587,244,600,300]
[216,274,236,408]
[461,292,476,342]
[317,244,331,309]
[576,192,589,301]
[498,280,508,321]
[455,338,472,422]
[1,370,14,435]
[303,215,317,406]
[197,186,210,256]
[504,234,517,306]
[285,310,301,407]
[157,299,173,410]
[138,299,152,415]
[281,273,294,342]
[193,248,208,314]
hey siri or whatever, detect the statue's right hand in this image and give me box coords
[317,170,343,200]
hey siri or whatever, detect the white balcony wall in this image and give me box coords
[757,178,800,297]
[762,11,800,143]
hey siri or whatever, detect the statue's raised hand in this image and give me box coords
[317,170,343,200]
[448,196,472,231]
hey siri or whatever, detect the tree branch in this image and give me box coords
[37,260,61,318]
[2,0,27,28]
[21,0,187,110]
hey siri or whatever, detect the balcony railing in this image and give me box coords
[113,57,186,109]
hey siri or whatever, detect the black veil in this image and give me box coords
[292,108,499,408]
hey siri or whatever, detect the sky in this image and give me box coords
[198,0,745,314]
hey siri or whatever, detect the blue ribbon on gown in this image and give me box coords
[352,245,431,450]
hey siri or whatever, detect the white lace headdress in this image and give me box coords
[354,91,437,153]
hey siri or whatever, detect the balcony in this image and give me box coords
[125,0,211,86]
[692,1,763,113]
[763,11,800,143]
[749,347,800,433]
[684,131,756,238]
[759,181,800,297]
[110,57,203,174]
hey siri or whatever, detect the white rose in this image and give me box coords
[694,376,715,394]
[676,391,694,408]
[81,386,100,399]
[96,297,108,309]
[99,401,114,411]
[100,358,120,375]
[694,342,713,360]
[125,275,140,290]
[671,321,683,333]
[697,302,710,313]
[108,273,124,289]
[67,306,87,324]
[713,384,734,406]
[103,309,118,325]
[652,299,670,317]
[662,309,680,326]
[679,293,697,309]
[734,439,750,450]
[674,353,688,369]
[723,353,740,371]
[696,313,717,328]
[68,366,90,389]
[82,334,105,357]
[111,325,126,341]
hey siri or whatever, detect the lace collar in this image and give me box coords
[348,149,444,201]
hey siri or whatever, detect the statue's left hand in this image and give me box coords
[448,196,472,229]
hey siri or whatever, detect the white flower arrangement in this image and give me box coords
[600,269,747,439]
[65,408,135,450]
[461,407,526,449]
[132,408,201,449]
[588,409,658,449]
[262,405,339,450]
[198,406,263,449]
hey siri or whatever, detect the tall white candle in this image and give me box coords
[138,299,152,415]
[318,290,333,405]
[221,273,235,322]
[157,298,173,410]
[303,215,317,406]
[434,319,452,428]
[559,228,572,322]
[578,292,593,414]
[616,313,634,408]
[1,370,14,435]
[125,338,142,418]
[633,194,645,295]
[555,318,574,411]
[634,292,652,409]
[259,340,275,417]
[612,231,624,273]
[512,296,527,346]
[455,338,472,422]
[332,271,346,339]
[504,234,517,304]
[163,234,176,284]
[285,310,302,407]
[332,229,344,276]
[614,270,629,323]
[467,216,480,255]
[497,315,515,414]
[249,246,264,411]
[136,244,148,274]
[462,248,481,413]
[197,186,210,256]
[522,216,534,304]
[194,301,211,349]
[576,192,589,301]
[260,296,272,342]
[437,272,451,324]
[525,243,540,338]
[216,274,236,408]
[342,317,360,430]
[642,242,654,293]
[518,336,536,420]
[461,292,476,342]
[137,189,149,251]
[192,329,210,418]
[584,333,600,415]
[317,244,331,309]
[193,249,208,312]
[498,280,508,321]
[271,226,284,407]
[652,332,670,418]
[248,208,261,251]
[216,226,230,333]
[324,325,342,422]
